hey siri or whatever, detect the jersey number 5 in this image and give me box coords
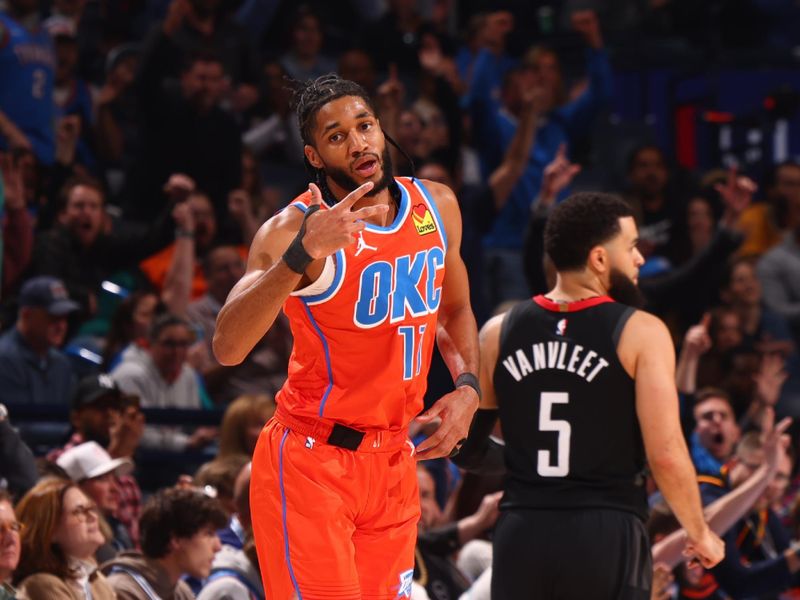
[537,392,571,477]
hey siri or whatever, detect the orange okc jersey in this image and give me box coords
[277,177,447,431]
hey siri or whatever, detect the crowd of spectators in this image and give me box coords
[3,0,800,598]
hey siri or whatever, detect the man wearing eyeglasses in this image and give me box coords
[111,313,216,452]
[0,489,21,600]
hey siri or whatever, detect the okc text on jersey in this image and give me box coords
[353,247,445,328]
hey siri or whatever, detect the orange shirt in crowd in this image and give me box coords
[139,243,248,299]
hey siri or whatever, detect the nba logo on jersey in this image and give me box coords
[394,569,414,598]
[556,318,568,336]
[412,204,437,235]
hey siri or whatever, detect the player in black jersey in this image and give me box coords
[454,192,724,599]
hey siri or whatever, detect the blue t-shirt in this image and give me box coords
[0,13,56,164]
[464,48,614,250]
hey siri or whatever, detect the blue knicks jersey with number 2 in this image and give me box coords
[0,13,55,164]
[278,177,448,431]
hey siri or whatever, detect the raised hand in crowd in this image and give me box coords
[571,10,603,49]
[760,407,791,472]
[753,352,788,408]
[684,313,713,357]
[376,63,405,119]
[228,188,261,245]
[163,0,193,36]
[538,143,581,209]
[97,57,137,106]
[171,197,195,234]
[419,37,463,94]
[0,152,25,211]
[650,564,674,600]
[676,313,712,394]
[165,188,196,315]
[0,110,32,152]
[717,165,757,228]
[163,173,196,204]
[55,115,81,167]
[107,400,146,459]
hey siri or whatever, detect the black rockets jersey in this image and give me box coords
[493,295,649,521]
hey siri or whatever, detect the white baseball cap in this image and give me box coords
[56,441,133,482]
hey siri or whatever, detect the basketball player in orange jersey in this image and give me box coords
[213,74,480,600]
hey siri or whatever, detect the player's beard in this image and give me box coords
[608,268,645,308]
[324,146,394,198]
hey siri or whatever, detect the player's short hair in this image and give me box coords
[543,192,635,272]
[290,73,377,146]
[140,488,228,559]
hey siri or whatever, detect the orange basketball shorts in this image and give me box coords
[251,417,420,600]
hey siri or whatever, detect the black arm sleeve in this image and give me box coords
[451,408,506,475]
[640,227,743,309]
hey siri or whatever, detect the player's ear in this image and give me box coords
[304,145,323,170]
[587,245,608,274]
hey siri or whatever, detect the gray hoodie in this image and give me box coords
[196,545,263,600]
[101,551,195,600]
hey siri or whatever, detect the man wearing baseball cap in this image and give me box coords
[48,374,145,548]
[0,276,79,404]
[57,441,136,562]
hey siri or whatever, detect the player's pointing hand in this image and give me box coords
[302,181,389,260]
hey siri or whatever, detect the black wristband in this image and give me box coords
[455,372,481,401]
[282,204,320,274]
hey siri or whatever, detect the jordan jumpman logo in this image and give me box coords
[355,231,378,256]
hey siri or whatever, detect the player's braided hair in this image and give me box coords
[288,73,415,205]
[290,73,375,146]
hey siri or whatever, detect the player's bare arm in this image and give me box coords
[618,310,724,569]
[477,313,503,411]
[213,181,387,365]
[446,312,508,474]
[414,179,481,460]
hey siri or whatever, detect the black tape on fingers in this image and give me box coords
[283,204,321,274]
[448,438,468,458]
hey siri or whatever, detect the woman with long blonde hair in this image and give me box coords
[218,394,276,459]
